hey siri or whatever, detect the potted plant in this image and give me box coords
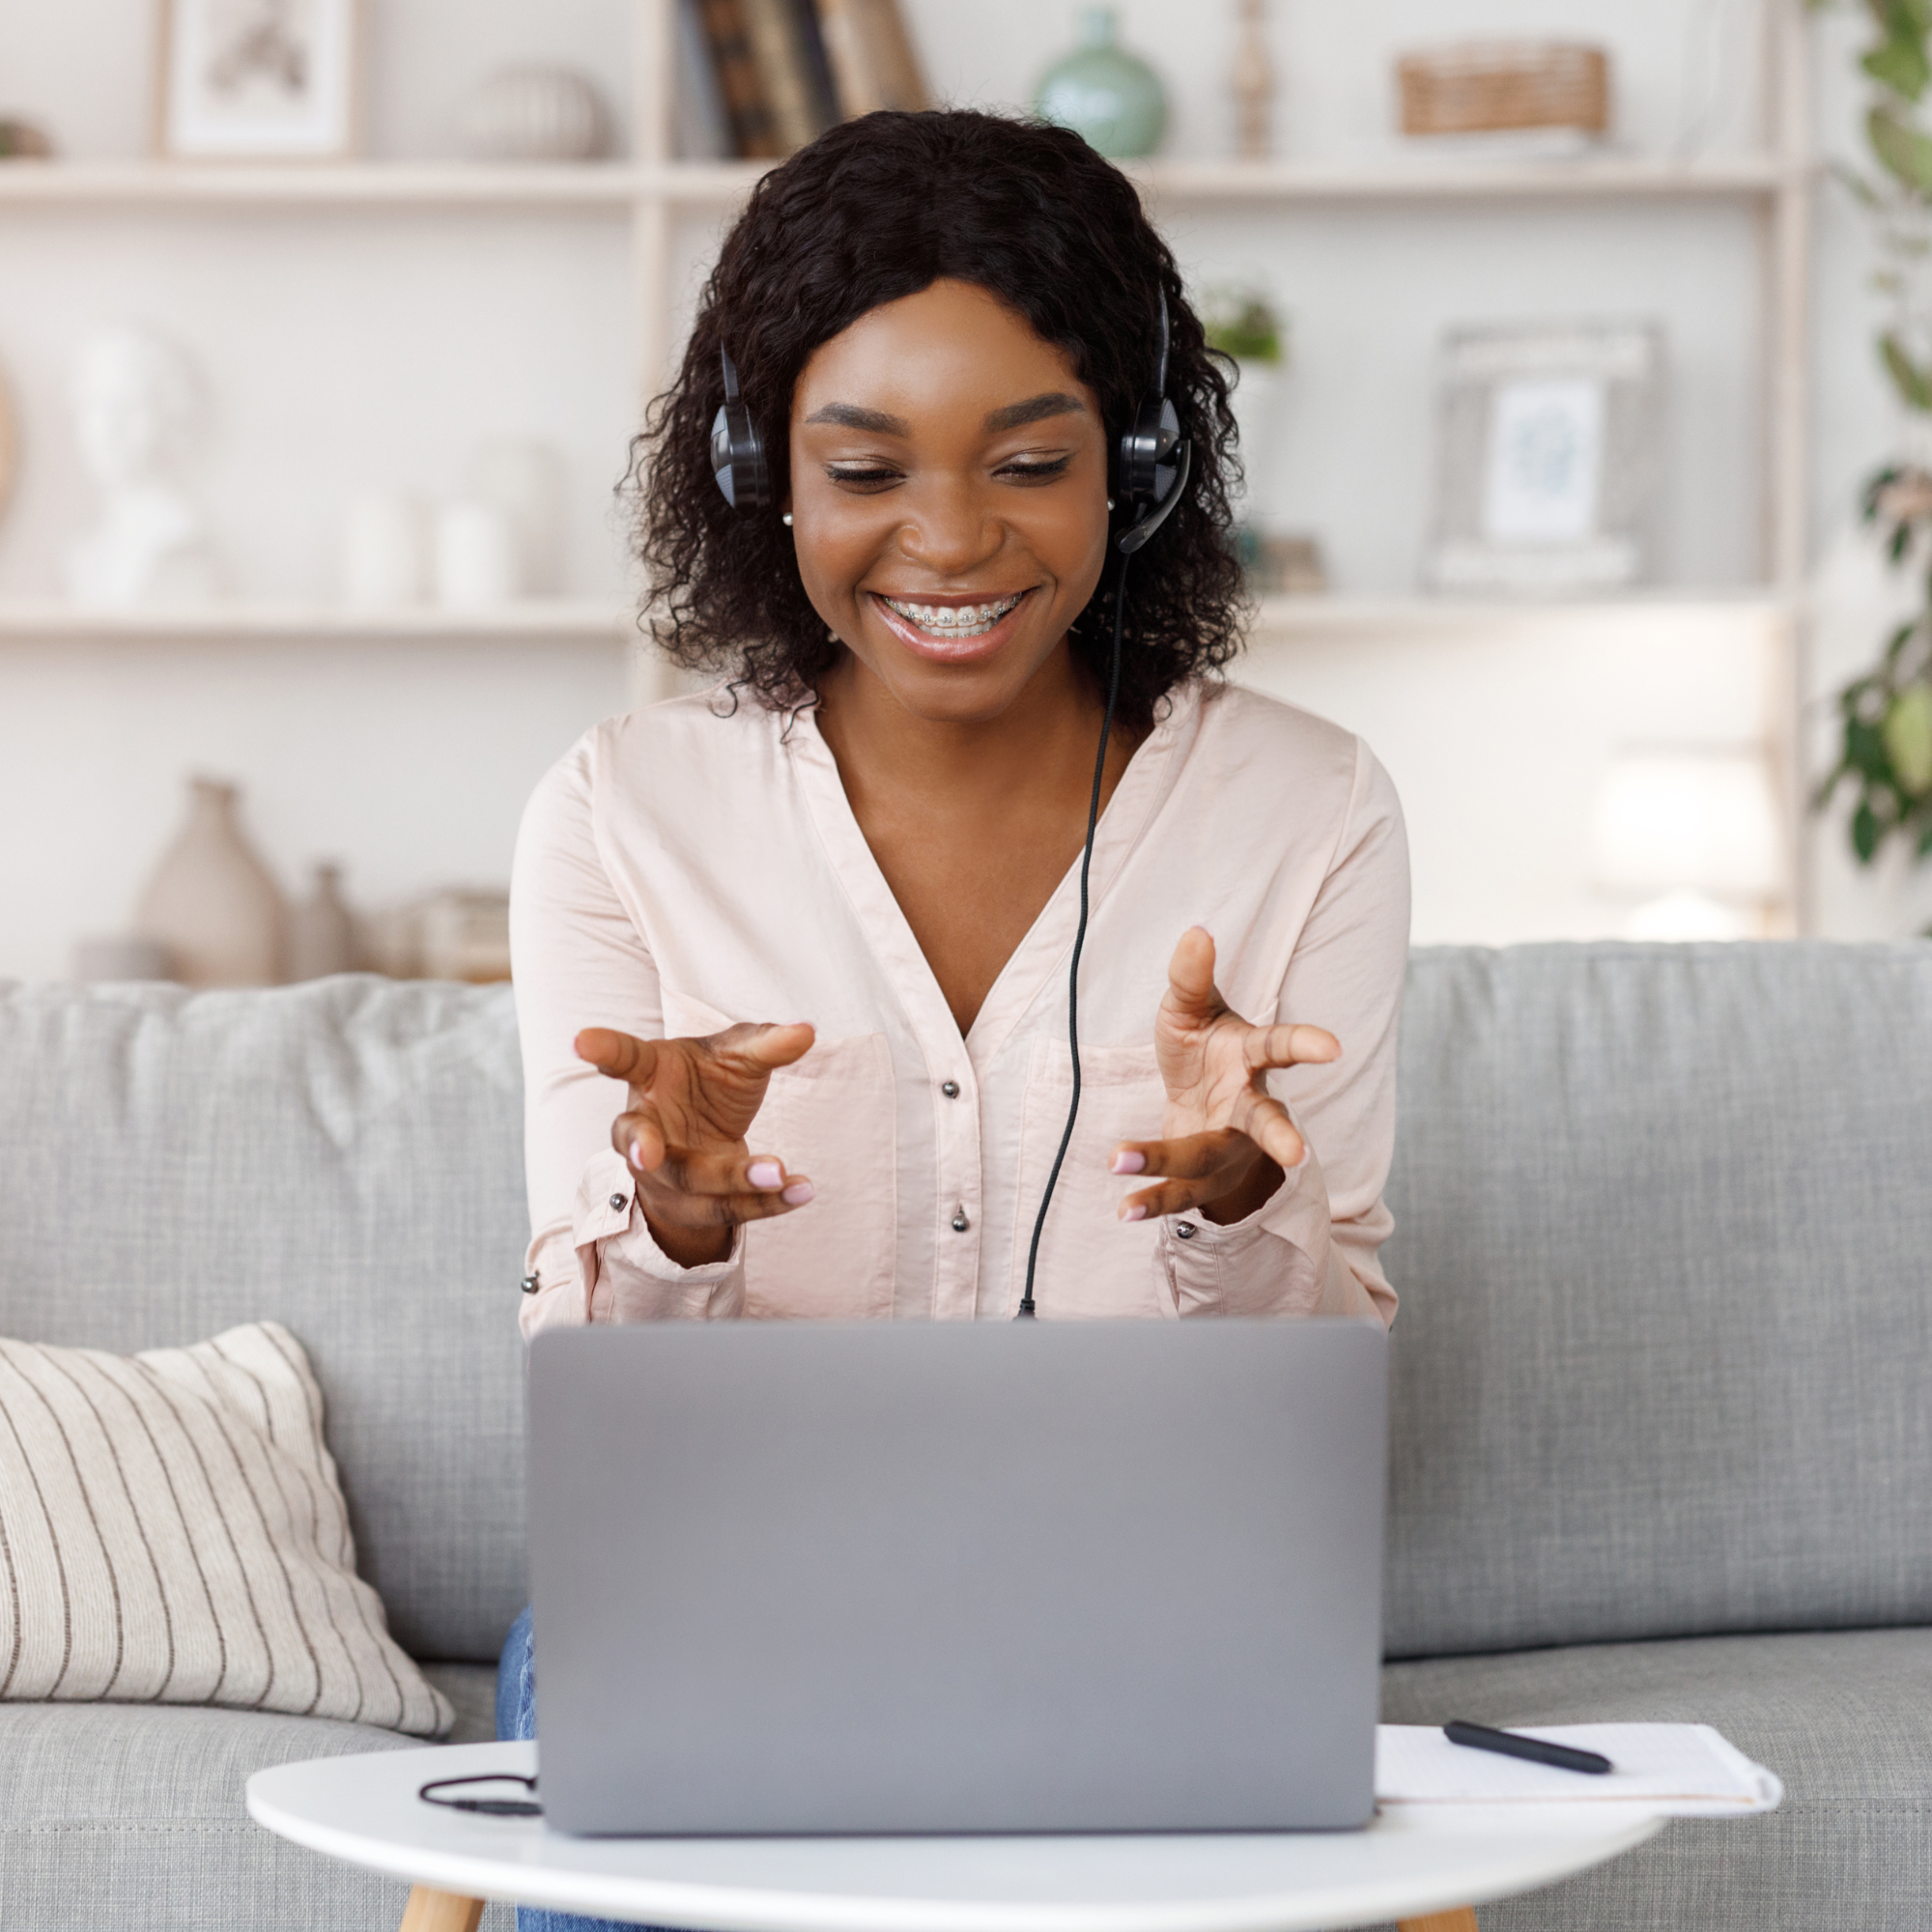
[1814,0,1932,862]
[1201,285,1289,548]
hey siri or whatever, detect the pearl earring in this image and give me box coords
[781,512,794,526]
[1106,498,1116,511]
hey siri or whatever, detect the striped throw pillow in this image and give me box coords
[0,1321,451,1737]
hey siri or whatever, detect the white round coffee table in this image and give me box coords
[247,1742,1663,1932]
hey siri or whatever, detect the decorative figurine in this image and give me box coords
[1233,0,1274,160]
[64,327,219,608]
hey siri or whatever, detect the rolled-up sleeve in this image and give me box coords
[510,733,747,1338]
[1153,739,1407,1326]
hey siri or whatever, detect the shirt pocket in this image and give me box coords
[1008,1035,1170,1321]
[660,991,897,1321]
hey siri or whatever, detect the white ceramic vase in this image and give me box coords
[1228,358,1282,525]
[135,777,287,987]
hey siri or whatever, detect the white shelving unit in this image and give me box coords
[0,0,1818,916]
[0,0,1816,610]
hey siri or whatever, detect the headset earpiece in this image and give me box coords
[1114,291,1190,555]
[710,347,772,513]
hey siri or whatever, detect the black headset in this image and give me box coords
[710,292,1191,544]
[710,346,772,512]
[710,293,1193,1320]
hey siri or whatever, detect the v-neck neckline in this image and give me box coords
[786,686,1197,1072]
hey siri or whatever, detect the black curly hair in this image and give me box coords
[630,108,1246,734]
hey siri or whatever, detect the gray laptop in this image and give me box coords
[526,1318,1387,1836]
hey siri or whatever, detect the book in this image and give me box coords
[675,0,733,160]
[740,0,829,153]
[814,0,930,117]
[789,0,842,134]
[694,0,782,158]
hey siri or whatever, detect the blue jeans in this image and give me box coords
[497,1605,677,1932]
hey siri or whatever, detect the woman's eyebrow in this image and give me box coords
[984,391,1085,432]
[803,402,912,434]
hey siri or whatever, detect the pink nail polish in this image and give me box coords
[1121,1203,1148,1223]
[781,1181,814,1206]
[747,1159,782,1190]
[629,1141,644,1168]
[1110,1151,1148,1175]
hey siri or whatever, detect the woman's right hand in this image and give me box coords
[575,1022,816,1269]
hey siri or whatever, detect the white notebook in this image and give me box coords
[1376,1724,1783,1817]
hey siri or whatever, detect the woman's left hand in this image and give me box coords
[1110,926,1340,1226]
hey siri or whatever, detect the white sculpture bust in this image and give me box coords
[64,327,220,608]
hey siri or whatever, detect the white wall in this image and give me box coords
[0,0,1924,980]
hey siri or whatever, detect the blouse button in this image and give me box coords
[609,1192,629,1212]
[941,1080,960,1098]
[951,1208,970,1234]
[1175,1221,1199,1240]
[520,1273,540,1295]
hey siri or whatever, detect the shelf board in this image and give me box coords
[0,162,645,209]
[0,600,637,641]
[642,154,1807,210]
[1128,154,1804,204]
[0,594,1791,644]
[1246,592,1795,636]
[0,153,1804,213]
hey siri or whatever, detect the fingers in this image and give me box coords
[613,1117,814,1206]
[1110,1128,1254,1184]
[1163,925,1222,1019]
[576,1027,658,1084]
[1243,1022,1342,1071]
[726,1021,816,1072]
[1109,1109,1308,1222]
[1229,1091,1310,1175]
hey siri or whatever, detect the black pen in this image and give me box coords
[1444,1720,1614,1776]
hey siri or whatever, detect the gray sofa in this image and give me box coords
[0,943,1927,1930]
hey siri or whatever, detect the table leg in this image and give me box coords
[1398,1911,1478,1932]
[399,1886,486,1932]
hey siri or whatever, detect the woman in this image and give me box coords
[498,107,1406,1925]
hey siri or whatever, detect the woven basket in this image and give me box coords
[1397,42,1609,137]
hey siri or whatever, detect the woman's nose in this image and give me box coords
[896,478,1000,574]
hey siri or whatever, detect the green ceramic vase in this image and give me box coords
[1034,8,1168,160]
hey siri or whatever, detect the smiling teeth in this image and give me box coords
[882,593,1022,639]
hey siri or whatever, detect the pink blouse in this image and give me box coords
[510,677,1408,1333]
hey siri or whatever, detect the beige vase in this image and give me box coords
[289,862,357,980]
[135,777,287,987]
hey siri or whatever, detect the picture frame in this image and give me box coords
[1427,320,1664,594]
[156,0,364,161]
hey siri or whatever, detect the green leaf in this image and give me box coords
[1886,683,1932,791]
[1855,798,1884,861]
[1868,103,1932,195]
[1849,716,1892,780]
[1882,330,1932,408]
[1865,34,1932,100]
[1886,617,1920,662]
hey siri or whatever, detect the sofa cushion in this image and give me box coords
[0,1321,450,1736]
[0,979,527,1664]
[1378,1626,1932,1931]
[0,1696,510,1932]
[1383,943,1932,1658]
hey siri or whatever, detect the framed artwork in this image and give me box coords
[1427,321,1664,594]
[157,0,364,160]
